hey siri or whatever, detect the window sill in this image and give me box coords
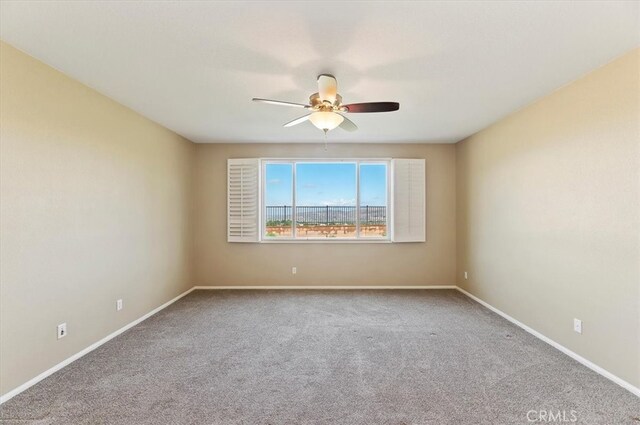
[260,238,392,244]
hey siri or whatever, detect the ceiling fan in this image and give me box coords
[252,74,399,134]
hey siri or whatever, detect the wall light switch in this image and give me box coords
[116,299,123,311]
[292,267,297,275]
[464,271,468,280]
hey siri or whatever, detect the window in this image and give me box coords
[359,163,388,238]
[227,158,425,243]
[264,163,293,238]
[263,160,389,240]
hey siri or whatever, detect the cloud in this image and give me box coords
[302,183,318,189]
[267,179,281,185]
[320,198,356,206]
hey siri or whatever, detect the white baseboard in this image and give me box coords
[0,287,196,405]
[455,286,640,398]
[193,285,457,290]
[3,284,637,404]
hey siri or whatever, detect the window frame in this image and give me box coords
[260,158,392,243]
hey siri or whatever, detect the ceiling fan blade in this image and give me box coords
[342,102,400,113]
[252,98,310,108]
[338,114,357,132]
[283,113,312,127]
[317,74,337,103]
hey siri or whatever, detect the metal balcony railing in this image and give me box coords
[265,205,386,226]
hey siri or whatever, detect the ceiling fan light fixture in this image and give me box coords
[309,111,343,132]
[253,74,398,134]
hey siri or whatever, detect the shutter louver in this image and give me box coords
[227,159,260,242]
[392,159,426,242]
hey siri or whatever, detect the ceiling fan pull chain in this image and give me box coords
[323,129,328,151]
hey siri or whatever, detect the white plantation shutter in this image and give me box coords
[227,159,260,242]
[392,159,425,242]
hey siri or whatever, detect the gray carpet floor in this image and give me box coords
[0,289,638,424]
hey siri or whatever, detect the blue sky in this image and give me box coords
[265,163,386,206]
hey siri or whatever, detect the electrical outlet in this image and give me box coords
[292,267,297,275]
[116,299,123,311]
[573,318,582,334]
[464,271,468,280]
[57,323,67,339]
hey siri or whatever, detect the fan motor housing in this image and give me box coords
[309,93,342,110]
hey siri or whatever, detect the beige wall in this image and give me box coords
[0,42,195,395]
[194,143,457,287]
[456,49,640,387]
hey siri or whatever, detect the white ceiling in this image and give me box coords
[1,1,638,144]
